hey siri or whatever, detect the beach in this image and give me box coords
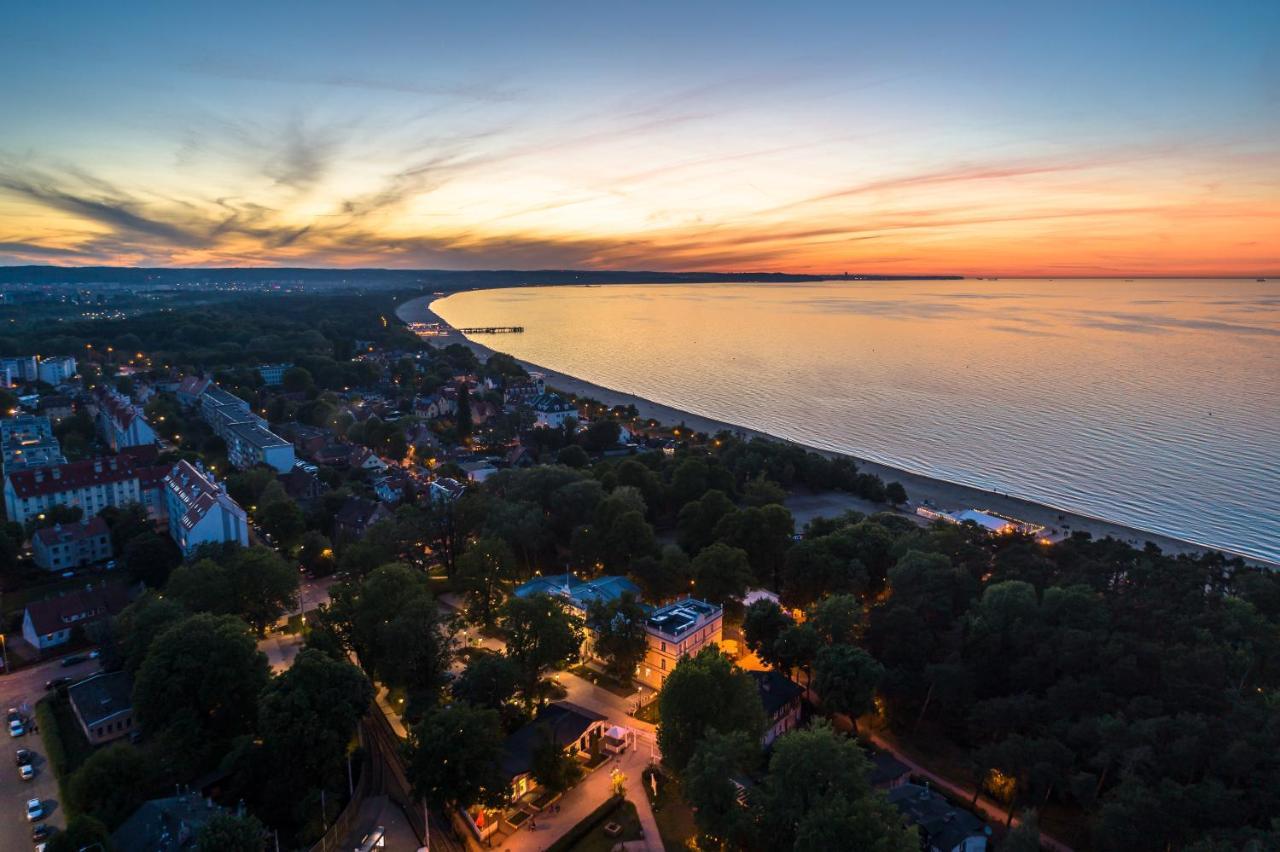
[398,293,1276,569]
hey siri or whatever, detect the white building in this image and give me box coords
[224,422,295,473]
[530,393,578,429]
[36,355,77,385]
[96,389,157,451]
[163,460,249,555]
[4,456,150,525]
[458,460,498,483]
[257,363,292,386]
[0,356,38,385]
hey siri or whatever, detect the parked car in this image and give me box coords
[14,748,32,766]
[26,798,44,821]
[31,822,52,841]
[9,719,25,738]
[44,677,70,691]
[19,762,33,781]
[60,654,86,667]
[88,650,101,660]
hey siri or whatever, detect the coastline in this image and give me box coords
[397,293,1277,570]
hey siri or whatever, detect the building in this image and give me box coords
[277,467,324,506]
[458,459,498,482]
[349,446,388,473]
[886,783,991,852]
[277,421,331,457]
[638,598,724,690]
[36,394,74,423]
[373,473,407,504]
[0,356,38,385]
[751,669,805,747]
[414,392,456,420]
[96,388,157,451]
[21,584,130,650]
[869,749,912,790]
[1,414,65,475]
[4,455,154,524]
[112,795,228,851]
[529,393,578,429]
[163,461,249,555]
[1,413,53,444]
[32,517,113,571]
[514,573,645,619]
[36,355,77,385]
[256,362,292,386]
[333,496,392,542]
[174,375,211,408]
[429,477,466,503]
[224,421,295,473]
[67,671,135,744]
[503,377,546,407]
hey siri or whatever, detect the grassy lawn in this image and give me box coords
[633,700,659,725]
[565,800,641,851]
[568,664,636,698]
[645,769,697,851]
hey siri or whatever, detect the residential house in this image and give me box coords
[414,392,456,420]
[257,362,292,386]
[4,455,155,524]
[505,445,535,468]
[638,598,724,690]
[68,671,135,745]
[428,477,466,503]
[313,443,352,467]
[163,461,249,556]
[174,376,211,408]
[530,393,578,428]
[96,388,157,451]
[503,377,545,407]
[349,446,388,473]
[458,459,498,483]
[32,517,113,571]
[277,468,324,507]
[471,400,499,426]
[751,669,805,747]
[36,355,77,385]
[887,783,991,852]
[277,421,331,457]
[373,473,407,504]
[333,496,392,542]
[112,795,228,851]
[21,584,130,650]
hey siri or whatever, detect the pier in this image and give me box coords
[457,325,524,334]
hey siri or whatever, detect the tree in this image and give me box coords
[165,547,299,634]
[813,644,885,733]
[452,652,521,711]
[713,504,794,587]
[500,593,583,709]
[282,365,315,393]
[601,510,657,571]
[296,530,336,576]
[406,702,506,811]
[133,614,269,767]
[580,419,620,452]
[455,537,518,626]
[456,381,473,438]
[557,444,590,468]
[657,646,766,773]
[256,497,306,550]
[676,489,734,553]
[810,594,863,645]
[46,814,112,852]
[195,812,267,852]
[629,544,691,602]
[885,481,908,506]
[755,721,917,852]
[773,623,821,684]
[691,543,753,607]
[532,726,583,792]
[586,592,649,682]
[742,598,793,668]
[257,650,373,800]
[685,730,756,845]
[113,593,186,674]
[68,742,155,828]
[124,530,182,588]
[1002,810,1044,852]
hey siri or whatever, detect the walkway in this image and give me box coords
[865,730,1075,852]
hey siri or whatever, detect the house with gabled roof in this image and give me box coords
[162,461,248,555]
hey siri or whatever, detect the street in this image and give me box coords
[0,653,101,852]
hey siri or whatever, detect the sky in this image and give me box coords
[0,1,1277,275]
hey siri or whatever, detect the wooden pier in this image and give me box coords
[457,325,524,334]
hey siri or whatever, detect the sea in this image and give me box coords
[432,279,1280,564]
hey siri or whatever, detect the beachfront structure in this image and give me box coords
[163,460,249,555]
[37,355,77,385]
[918,506,1045,537]
[95,388,157,451]
[3,455,156,525]
[638,598,724,690]
[256,363,292,386]
[32,517,113,571]
[529,393,577,428]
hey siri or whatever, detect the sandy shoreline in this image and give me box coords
[398,293,1276,569]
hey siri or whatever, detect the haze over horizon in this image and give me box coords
[2,1,1277,276]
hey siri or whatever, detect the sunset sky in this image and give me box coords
[1,1,1276,275]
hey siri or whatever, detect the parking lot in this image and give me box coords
[0,653,100,851]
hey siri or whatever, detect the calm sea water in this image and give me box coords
[434,280,1280,563]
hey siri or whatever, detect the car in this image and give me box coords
[6,708,20,723]
[14,748,32,766]
[88,650,101,660]
[59,571,75,579]
[31,822,52,841]
[44,677,71,691]
[60,654,87,667]
[9,719,25,738]
[26,798,43,821]
[19,763,33,781]
[104,559,117,570]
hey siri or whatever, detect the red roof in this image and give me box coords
[7,456,144,498]
[33,517,109,547]
[25,585,130,638]
[97,389,137,430]
[176,376,210,397]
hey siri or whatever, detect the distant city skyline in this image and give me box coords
[1,1,1276,275]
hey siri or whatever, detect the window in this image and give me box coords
[660,642,666,652]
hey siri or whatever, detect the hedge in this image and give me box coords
[34,697,72,808]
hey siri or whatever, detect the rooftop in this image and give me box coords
[887,783,990,852]
[111,794,226,851]
[7,455,144,497]
[514,573,646,613]
[750,669,804,718]
[68,671,133,726]
[225,420,290,450]
[33,516,110,547]
[646,598,721,639]
[24,585,130,636]
[500,702,606,780]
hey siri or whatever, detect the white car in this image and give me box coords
[25,798,43,821]
[19,763,33,781]
[8,719,24,738]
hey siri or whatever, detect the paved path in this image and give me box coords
[866,731,1074,852]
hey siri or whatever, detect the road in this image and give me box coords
[0,653,101,852]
